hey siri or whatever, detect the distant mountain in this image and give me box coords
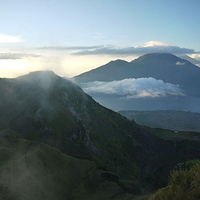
[74,59,130,82]
[74,53,200,92]
[73,53,200,111]
[1,71,200,198]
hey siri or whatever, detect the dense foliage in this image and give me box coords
[149,160,200,200]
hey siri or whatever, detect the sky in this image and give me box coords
[1,0,200,78]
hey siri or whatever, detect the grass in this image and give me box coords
[0,134,137,200]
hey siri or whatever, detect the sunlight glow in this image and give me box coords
[0,60,29,78]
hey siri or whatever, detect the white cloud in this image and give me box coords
[0,52,41,59]
[190,53,200,61]
[73,41,195,56]
[0,34,21,43]
[38,45,103,51]
[176,61,185,65]
[81,78,184,99]
[143,41,170,47]
[135,41,169,48]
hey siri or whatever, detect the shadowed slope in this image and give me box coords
[1,71,200,194]
[0,130,134,200]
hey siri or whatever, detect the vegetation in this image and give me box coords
[149,160,200,200]
[1,71,200,199]
[0,132,136,200]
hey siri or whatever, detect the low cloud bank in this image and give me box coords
[73,41,195,56]
[0,53,41,60]
[81,78,184,99]
[37,41,196,57]
[38,45,104,51]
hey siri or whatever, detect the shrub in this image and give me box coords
[149,160,200,200]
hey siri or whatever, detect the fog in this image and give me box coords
[81,77,184,99]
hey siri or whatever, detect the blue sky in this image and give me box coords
[1,0,200,77]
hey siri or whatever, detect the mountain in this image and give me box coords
[74,59,130,83]
[1,71,200,198]
[73,53,200,111]
[179,55,200,66]
[74,53,200,92]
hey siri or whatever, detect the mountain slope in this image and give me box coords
[179,54,200,66]
[1,71,200,195]
[0,71,146,188]
[73,59,130,82]
[0,130,134,200]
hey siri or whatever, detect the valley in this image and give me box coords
[119,110,200,132]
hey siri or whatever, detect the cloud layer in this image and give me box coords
[0,34,21,43]
[72,41,195,56]
[38,45,104,51]
[0,53,41,60]
[81,77,184,99]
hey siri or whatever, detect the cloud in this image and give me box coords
[0,34,21,43]
[176,61,186,65]
[38,45,103,51]
[142,41,170,47]
[81,78,184,99]
[190,53,200,61]
[0,52,41,60]
[189,54,200,67]
[72,41,195,56]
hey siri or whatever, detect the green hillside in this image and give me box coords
[0,71,142,183]
[0,130,134,200]
[1,71,200,199]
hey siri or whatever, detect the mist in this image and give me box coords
[81,77,184,99]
